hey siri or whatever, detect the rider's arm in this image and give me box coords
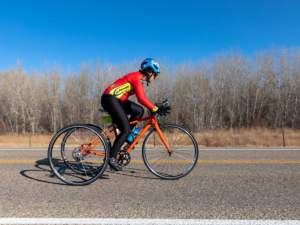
[130,77,158,112]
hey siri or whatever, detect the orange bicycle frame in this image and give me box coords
[84,115,171,156]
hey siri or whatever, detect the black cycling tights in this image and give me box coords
[101,94,144,158]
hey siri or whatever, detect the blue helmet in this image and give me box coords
[141,58,161,74]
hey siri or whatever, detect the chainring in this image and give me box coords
[116,150,131,166]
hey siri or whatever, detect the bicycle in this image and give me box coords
[48,99,199,185]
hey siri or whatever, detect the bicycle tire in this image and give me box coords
[142,124,198,180]
[48,124,109,186]
[60,127,106,175]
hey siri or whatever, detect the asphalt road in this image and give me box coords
[0,148,300,220]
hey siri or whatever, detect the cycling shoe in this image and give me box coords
[108,157,122,171]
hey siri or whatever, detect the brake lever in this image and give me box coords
[165,99,170,106]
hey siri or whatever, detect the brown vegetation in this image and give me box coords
[196,128,300,147]
[1,128,299,147]
[0,47,300,135]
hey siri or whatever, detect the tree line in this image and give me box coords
[0,47,299,135]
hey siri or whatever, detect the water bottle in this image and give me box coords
[127,128,140,143]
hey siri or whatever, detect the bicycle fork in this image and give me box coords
[154,122,172,154]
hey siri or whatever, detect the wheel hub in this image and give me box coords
[72,147,84,161]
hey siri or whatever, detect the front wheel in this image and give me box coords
[142,124,198,180]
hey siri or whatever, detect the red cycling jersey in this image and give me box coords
[103,71,157,111]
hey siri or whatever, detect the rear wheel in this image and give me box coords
[48,124,108,186]
[142,124,198,179]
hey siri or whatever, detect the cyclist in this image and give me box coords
[101,58,164,171]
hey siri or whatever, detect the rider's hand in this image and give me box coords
[154,104,171,115]
[165,105,171,113]
[164,105,171,114]
[156,105,165,114]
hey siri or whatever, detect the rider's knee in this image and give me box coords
[138,107,144,119]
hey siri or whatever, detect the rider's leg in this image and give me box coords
[122,100,144,129]
[101,95,132,161]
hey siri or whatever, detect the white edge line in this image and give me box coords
[0,218,299,225]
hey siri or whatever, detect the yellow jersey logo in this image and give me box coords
[109,83,133,99]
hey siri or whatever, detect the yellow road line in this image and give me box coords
[1,160,300,164]
[0,160,44,163]
[198,160,300,164]
[133,160,300,163]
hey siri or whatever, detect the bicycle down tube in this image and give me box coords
[83,115,172,156]
[127,115,172,154]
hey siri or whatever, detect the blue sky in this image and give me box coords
[0,0,300,72]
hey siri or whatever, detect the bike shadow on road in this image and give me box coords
[106,165,160,180]
[19,158,109,185]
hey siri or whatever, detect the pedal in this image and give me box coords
[110,167,115,172]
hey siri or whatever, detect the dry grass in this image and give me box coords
[0,128,299,147]
[0,132,152,148]
[0,134,53,147]
[195,128,300,147]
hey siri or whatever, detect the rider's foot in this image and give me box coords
[108,157,122,171]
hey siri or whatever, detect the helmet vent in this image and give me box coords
[153,65,158,69]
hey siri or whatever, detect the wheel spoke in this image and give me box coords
[143,124,198,179]
[70,132,81,144]
[48,125,108,185]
